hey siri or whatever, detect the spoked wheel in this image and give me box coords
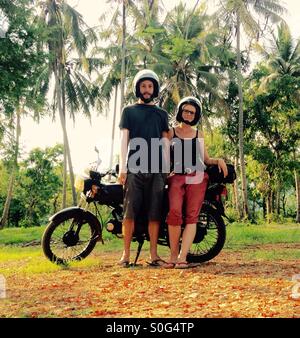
[187,206,226,263]
[42,210,99,264]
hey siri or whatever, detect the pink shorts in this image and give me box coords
[166,172,209,225]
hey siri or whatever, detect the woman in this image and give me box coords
[165,97,228,269]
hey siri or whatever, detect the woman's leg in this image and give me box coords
[168,224,181,263]
[166,175,185,264]
[177,173,209,264]
[177,223,196,263]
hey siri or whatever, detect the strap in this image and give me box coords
[196,129,198,138]
[173,127,177,138]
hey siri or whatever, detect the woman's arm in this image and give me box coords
[199,131,228,177]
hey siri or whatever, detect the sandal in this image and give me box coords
[164,262,176,269]
[174,261,194,269]
[146,258,168,267]
[117,260,130,268]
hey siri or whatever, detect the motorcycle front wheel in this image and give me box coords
[187,205,226,263]
[42,210,99,264]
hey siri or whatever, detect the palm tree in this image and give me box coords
[36,0,100,207]
[0,0,47,229]
[0,107,21,229]
[215,0,287,219]
[257,23,300,222]
[157,2,227,122]
[98,0,162,170]
[99,1,231,169]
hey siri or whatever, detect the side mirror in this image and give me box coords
[115,164,119,175]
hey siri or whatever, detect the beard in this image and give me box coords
[140,93,154,103]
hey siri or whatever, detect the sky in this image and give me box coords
[19,0,300,174]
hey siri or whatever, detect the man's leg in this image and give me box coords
[120,173,143,264]
[119,218,134,263]
[147,174,168,264]
[148,221,160,261]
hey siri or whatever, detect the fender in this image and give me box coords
[49,207,103,241]
[202,200,227,219]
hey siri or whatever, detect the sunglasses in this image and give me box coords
[182,109,196,116]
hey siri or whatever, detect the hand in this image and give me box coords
[118,172,127,185]
[167,171,175,178]
[217,159,228,177]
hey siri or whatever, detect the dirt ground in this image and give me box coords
[0,243,299,318]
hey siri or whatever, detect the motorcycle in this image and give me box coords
[42,147,236,265]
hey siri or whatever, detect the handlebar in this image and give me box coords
[89,169,117,180]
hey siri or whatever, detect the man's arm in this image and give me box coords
[118,128,129,185]
[162,130,170,174]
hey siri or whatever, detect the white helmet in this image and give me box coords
[133,69,160,100]
[176,96,202,126]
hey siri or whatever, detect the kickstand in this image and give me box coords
[133,239,144,266]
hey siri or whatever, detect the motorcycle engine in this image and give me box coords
[106,219,123,236]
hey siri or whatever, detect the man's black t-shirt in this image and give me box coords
[119,103,169,173]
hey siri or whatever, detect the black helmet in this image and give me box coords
[133,69,160,101]
[176,96,202,126]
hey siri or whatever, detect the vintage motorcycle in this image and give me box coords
[42,148,236,265]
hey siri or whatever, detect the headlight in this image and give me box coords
[74,175,85,192]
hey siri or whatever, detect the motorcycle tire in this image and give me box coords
[42,210,99,265]
[187,205,226,263]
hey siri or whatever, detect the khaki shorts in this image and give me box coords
[123,172,166,221]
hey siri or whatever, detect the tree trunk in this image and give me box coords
[252,195,256,219]
[62,146,67,208]
[262,196,266,219]
[233,154,241,218]
[0,174,15,229]
[62,76,67,208]
[295,169,300,223]
[271,189,275,215]
[120,0,126,111]
[54,65,77,207]
[109,85,118,179]
[281,192,286,217]
[275,186,280,216]
[185,0,200,39]
[266,191,272,223]
[236,12,249,219]
[0,106,21,229]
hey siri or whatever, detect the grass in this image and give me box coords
[1,221,300,248]
[225,221,300,249]
[0,226,47,245]
[244,248,300,261]
[0,221,299,277]
[0,245,106,276]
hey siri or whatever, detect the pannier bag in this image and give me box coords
[205,163,236,184]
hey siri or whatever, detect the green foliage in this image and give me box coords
[0,0,47,113]
[15,146,63,227]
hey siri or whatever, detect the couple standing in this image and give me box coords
[117,69,228,269]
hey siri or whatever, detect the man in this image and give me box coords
[118,69,169,267]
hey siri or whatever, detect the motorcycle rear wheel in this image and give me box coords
[187,206,226,263]
[42,210,99,264]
